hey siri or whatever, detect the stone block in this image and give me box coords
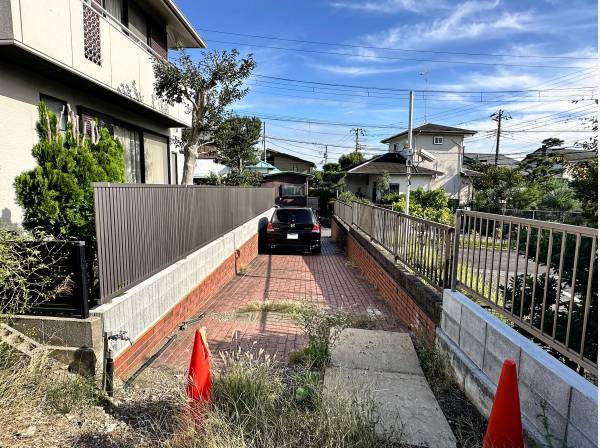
[441,311,460,345]
[442,289,463,323]
[518,379,567,441]
[569,387,598,443]
[566,423,597,448]
[482,324,521,385]
[518,351,571,420]
[459,327,485,368]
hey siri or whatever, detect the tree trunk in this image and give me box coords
[181,144,198,185]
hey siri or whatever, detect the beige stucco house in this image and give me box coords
[0,0,205,225]
[379,123,478,204]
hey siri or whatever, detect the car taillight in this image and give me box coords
[312,224,321,232]
[267,223,274,232]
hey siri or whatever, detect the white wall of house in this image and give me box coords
[0,60,177,225]
[193,158,231,179]
[1,0,191,126]
[345,173,432,200]
[387,133,468,201]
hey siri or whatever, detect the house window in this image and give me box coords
[83,4,102,66]
[40,94,67,136]
[393,143,398,152]
[127,0,148,44]
[281,184,305,197]
[389,183,400,194]
[433,136,443,145]
[103,0,124,22]
[114,125,142,183]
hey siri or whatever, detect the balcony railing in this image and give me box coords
[334,200,598,375]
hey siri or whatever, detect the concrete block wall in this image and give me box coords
[91,208,273,378]
[438,289,598,448]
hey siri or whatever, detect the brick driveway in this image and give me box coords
[153,234,406,370]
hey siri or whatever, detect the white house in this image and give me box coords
[193,156,231,180]
[0,0,205,225]
[379,123,478,204]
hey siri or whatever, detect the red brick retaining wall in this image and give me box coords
[332,218,438,341]
[114,234,259,378]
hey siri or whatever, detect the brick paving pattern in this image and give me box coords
[153,236,406,371]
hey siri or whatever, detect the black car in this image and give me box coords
[266,207,321,253]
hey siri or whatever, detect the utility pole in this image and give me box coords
[262,121,266,161]
[419,71,429,123]
[405,90,414,215]
[351,128,366,152]
[491,110,511,166]
[323,145,328,165]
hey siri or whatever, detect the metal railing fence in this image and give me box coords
[333,200,598,374]
[94,184,274,302]
[452,210,598,374]
[334,200,454,290]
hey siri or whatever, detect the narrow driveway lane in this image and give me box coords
[153,236,406,371]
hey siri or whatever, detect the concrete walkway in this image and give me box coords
[153,236,406,370]
[325,328,456,448]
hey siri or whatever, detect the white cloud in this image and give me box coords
[311,63,413,76]
[329,0,445,14]
[361,1,533,49]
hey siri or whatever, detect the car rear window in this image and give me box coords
[274,209,313,224]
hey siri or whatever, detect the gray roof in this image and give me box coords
[463,152,519,168]
[381,123,477,143]
[347,152,442,176]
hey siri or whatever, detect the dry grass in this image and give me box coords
[414,339,487,448]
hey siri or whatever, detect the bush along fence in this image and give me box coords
[0,239,90,318]
[334,200,598,376]
[93,184,274,302]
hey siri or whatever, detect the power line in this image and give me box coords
[206,39,593,70]
[198,28,597,61]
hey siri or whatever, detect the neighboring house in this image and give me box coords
[266,149,316,174]
[193,156,231,181]
[247,160,279,175]
[0,0,205,225]
[261,171,312,207]
[380,123,478,204]
[463,153,519,169]
[344,152,442,202]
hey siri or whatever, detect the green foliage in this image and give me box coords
[224,169,263,186]
[338,152,365,170]
[0,226,72,315]
[309,162,347,215]
[569,159,598,227]
[392,188,453,225]
[519,138,567,182]
[14,103,125,242]
[214,116,261,170]
[540,179,579,211]
[375,171,391,199]
[153,49,256,183]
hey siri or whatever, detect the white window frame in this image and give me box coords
[433,136,444,145]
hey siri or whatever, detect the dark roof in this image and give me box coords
[540,148,597,163]
[461,168,484,177]
[381,123,477,143]
[346,152,442,176]
[265,149,316,168]
[463,152,519,168]
[262,170,313,179]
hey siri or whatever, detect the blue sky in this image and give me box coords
[176,0,598,166]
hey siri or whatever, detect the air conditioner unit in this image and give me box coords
[417,148,437,162]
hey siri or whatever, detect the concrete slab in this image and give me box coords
[324,366,456,448]
[330,328,424,376]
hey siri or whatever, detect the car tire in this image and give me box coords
[312,246,322,254]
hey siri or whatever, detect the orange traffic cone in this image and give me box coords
[186,328,211,402]
[483,359,524,448]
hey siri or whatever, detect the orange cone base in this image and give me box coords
[483,359,524,448]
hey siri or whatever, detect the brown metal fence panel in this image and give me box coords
[334,200,597,375]
[452,209,598,375]
[93,184,274,302]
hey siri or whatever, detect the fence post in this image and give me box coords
[451,209,462,291]
[443,229,453,289]
[393,213,400,260]
[74,241,90,319]
[369,205,374,240]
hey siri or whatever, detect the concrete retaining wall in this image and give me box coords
[91,208,273,377]
[438,289,598,448]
